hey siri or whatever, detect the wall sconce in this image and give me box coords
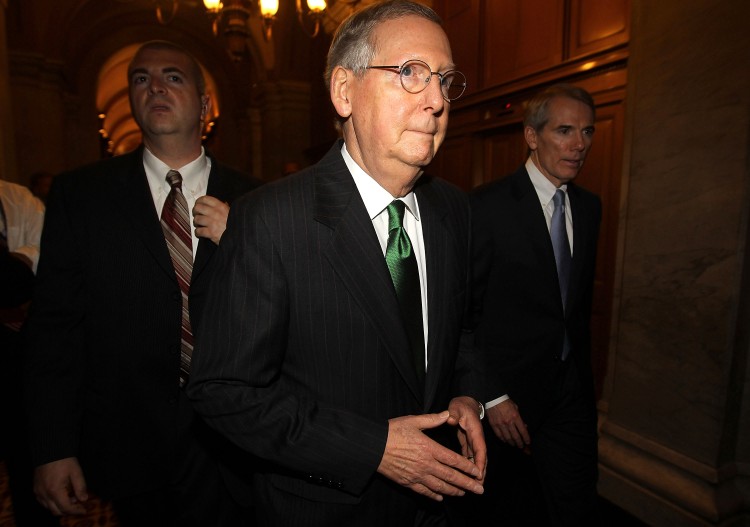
[296,0,327,38]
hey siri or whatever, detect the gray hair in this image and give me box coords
[523,83,595,131]
[324,1,442,89]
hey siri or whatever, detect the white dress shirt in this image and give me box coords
[526,157,573,254]
[143,147,211,259]
[0,179,45,273]
[341,143,429,371]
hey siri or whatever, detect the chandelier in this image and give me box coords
[133,1,363,53]
[203,0,326,42]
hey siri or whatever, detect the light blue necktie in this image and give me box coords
[551,189,571,360]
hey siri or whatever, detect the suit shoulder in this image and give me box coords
[417,175,469,219]
[418,174,467,202]
[570,183,602,210]
[54,152,137,187]
[210,161,263,198]
[574,184,601,202]
[470,171,516,206]
[230,165,312,214]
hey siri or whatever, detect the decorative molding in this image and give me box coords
[599,420,748,525]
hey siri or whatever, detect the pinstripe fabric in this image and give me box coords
[160,170,193,386]
[188,142,481,525]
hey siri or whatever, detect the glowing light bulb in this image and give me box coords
[260,0,279,16]
[307,0,326,13]
[203,0,221,13]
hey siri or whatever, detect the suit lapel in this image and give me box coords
[113,148,176,283]
[192,159,226,283]
[567,184,593,307]
[512,169,561,306]
[417,181,452,409]
[314,143,424,404]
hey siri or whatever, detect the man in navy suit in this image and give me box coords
[187,2,486,525]
[470,84,602,526]
[25,41,259,526]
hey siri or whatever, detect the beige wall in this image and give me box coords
[598,1,750,524]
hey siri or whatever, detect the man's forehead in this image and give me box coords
[129,61,188,78]
[370,18,452,68]
[130,49,188,68]
[547,98,594,122]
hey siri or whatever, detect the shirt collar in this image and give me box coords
[526,157,567,207]
[143,146,208,196]
[341,143,420,222]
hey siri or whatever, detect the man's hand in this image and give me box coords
[487,398,531,449]
[33,457,88,516]
[377,412,484,502]
[446,396,487,483]
[193,195,229,245]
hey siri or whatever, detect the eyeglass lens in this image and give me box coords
[400,60,466,101]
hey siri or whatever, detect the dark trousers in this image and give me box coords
[456,361,599,526]
[112,390,249,527]
[530,361,599,526]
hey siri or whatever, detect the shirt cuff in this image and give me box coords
[485,394,510,409]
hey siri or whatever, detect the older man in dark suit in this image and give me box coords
[24,41,259,526]
[187,2,486,526]
[470,84,602,526]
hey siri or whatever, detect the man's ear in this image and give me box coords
[524,125,538,151]
[200,95,211,121]
[330,66,352,119]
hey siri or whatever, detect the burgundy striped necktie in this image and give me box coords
[160,170,193,386]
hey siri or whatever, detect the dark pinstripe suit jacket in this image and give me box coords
[24,147,259,499]
[188,141,481,525]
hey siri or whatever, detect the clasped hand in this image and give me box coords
[377,396,487,501]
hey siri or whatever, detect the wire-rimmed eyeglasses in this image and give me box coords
[366,59,467,102]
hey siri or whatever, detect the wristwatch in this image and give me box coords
[477,399,485,420]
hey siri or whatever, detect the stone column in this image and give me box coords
[251,80,312,180]
[597,1,750,525]
[8,51,70,182]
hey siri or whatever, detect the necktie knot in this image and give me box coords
[166,169,183,189]
[387,200,406,232]
[553,188,565,212]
